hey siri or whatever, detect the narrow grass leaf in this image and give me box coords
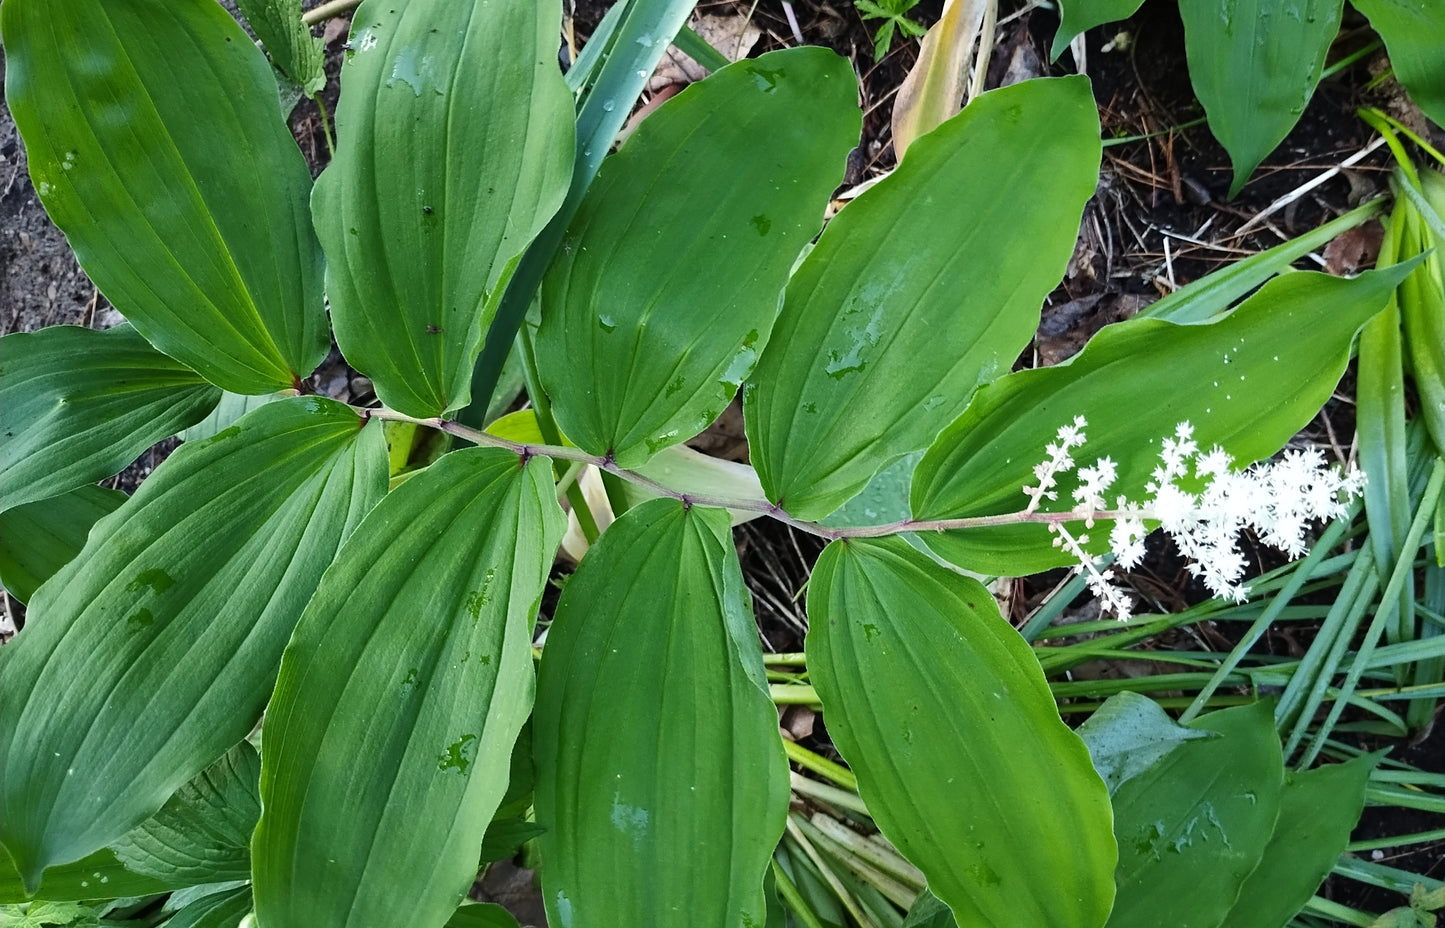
[1398,173,1445,455]
[746,76,1101,521]
[536,47,859,466]
[1219,753,1379,928]
[0,398,386,887]
[1349,0,1445,127]
[1177,0,1345,197]
[163,885,253,928]
[1106,700,1284,928]
[252,448,563,928]
[534,499,789,928]
[1,0,329,393]
[109,742,260,884]
[0,485,125,604]
[913,267,1407,574]
[806,536,1116,928]
[0,325,219,512]
[315,0,573,417]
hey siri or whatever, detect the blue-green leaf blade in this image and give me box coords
[0,398,386,886]
[315,0,574,417]
[1,0,329,393]
[744,77,1102,521]
[533,499,789,927]
[0,485,126,604]
[252,448,564,928]
[806,536,1116,928]
[0,325,220,512]
[536,47,860,466]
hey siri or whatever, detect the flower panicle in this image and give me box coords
[1026,419,1365,620]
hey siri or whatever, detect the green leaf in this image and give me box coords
[179,392,286,443]
[535,47,860,466]
[0,486,126,604]
[315,0,573,417]
[0,325,220,512]
[1350,0,1445,127]
[479,818,546,866]
[912,267,1407,574]
[162,885,252,928]
[109,742,260,884]
[805,536,1116,928]
[1219,753,1379,928]
[235,0,325,94]
[1,0,328,394]
[1050,0,1149,61]
[0,850,174,905]
[1076,692,1216,794]
[902,890,958,928]
[1399,173,1445,456]
[1176,0,1345,198]
[744,77,1101,521]
[252,448,564,928]
[533,500,788,927]
[1105,700,1284,928]
[444,903,521,928]
[0,398,386,888]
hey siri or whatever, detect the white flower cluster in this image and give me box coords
[1025,418,1366,620]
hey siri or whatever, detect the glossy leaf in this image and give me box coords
[179,392,286,443]
[445,903,522,928]
[912,267,1406,574]
[0,325,219,512]
[2,0,328,393]
[903,890,958,928]
[0,849,174,904]
[806,536,1116,928]
[1350,0,1445,127]
[534,500,788,927]
[1050,0,1148,61]
[1177,0,1345,197]
[1076,692,1214,794]
[0,398,386,888]
[0,485,125,604]
[1106,700,1283,928]
[164,885,253,928]
[1219,753,1378,928]
[536,47,860,466]
[236,0,325,94]
[745,77,1101,521]
[315,0,573,417]
[252,448,563,928]
[109,742,260,883]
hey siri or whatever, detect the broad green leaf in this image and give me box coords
[912,267,1407,574]
[1106,700,1283,928]
[1076,692,1215,794]
[0,398,386,888]
[1177,0,1345,198]
[806,536,1116,928]
[236,0,325,94]
[1220,753,1378,928]
[0,486,125,604]
[163,885,252,928]
[534,500,788,927]
[179,392,287,443]
[1050,0,1148,61]
[536,47,860,466]
[252,448,563,928]
[903,890,958,928]
[1,0,328,394]
[315,0,573,417]
[745,77,1101,521]
[0,325,219,512]
[109,742,260,884]
[0,849,173,904]
[1350,0,1445,127]
[444,903,522,928]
